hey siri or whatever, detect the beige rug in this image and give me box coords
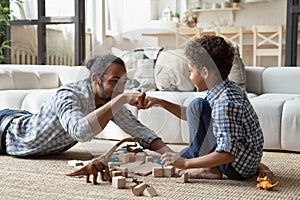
[0,140,299,200]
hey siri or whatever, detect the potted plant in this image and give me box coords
[0,0,22,63]
[0,0,11,63]
[171,12,180,23]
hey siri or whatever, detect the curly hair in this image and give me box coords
[184,35,235,80]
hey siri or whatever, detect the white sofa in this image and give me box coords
[0,64,299,152]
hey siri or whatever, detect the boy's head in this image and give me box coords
[184,35,235,80]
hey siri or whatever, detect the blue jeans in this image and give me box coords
[180,98,244,180]
[0,109,32,121]
[0,109,32,154]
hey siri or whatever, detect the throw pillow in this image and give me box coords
[229,46,247,91]
[154,49,195,91]
[112,47,164,91]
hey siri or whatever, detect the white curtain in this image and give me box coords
[105,0,151,36]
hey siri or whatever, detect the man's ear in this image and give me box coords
[91,73,98,83]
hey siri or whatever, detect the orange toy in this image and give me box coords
[256,176,278,190]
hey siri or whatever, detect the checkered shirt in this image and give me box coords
[5,79,159,156]
[206,79,264,178]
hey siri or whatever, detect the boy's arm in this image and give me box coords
[161,151,235,170]
[142,96,187,120]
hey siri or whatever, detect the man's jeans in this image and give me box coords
[0,109,32,154]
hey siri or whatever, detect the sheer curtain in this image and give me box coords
[105,0,151,36]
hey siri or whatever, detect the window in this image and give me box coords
[6,0,85,65]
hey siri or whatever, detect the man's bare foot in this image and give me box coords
[258,162,274,180]
[180,167,222,179]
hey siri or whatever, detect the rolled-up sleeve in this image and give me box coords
[112,106,160,149]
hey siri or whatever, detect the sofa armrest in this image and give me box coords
[245,66,265,95]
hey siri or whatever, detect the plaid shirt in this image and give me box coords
[206,79,264,178]
[5,79,159,156]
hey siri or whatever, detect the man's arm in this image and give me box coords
[86,92,145,135]
[142,96,187,120]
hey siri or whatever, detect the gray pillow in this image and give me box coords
[229,46,247,91]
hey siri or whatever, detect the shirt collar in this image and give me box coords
[206,78,230,106]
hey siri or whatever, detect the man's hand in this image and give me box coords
[127,92,146,109]
[160,152,188,169]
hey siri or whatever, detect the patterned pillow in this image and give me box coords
[112,47,164,91]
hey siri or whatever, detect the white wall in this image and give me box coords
[156,0,286,30]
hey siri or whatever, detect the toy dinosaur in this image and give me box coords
[256,176,278,190]
[66,137,137,184]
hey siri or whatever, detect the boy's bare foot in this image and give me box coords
[180,167,222,179]
[258,162,274,180]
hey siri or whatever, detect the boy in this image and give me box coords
[142,35,271,180]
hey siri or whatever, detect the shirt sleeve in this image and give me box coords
[213,101,245,157]
[54,89,94,142]
[112,105,161,149]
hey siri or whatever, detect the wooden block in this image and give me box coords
[176,172,188,183]
[112,170,122,177]
[152,167,164,177]
[119,153,129,163]
[145,156,153,163]
[128,153,136,162]
[112,176,126,189]
[115,167,129,177]
[131,162,161,176]
[164,166,175,177]
[143,186,158,197]
[67,160,84,167]
[136,152,146,163]
[132,182,147,196]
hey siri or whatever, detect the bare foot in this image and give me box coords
[258,162,274,180]
[180,167,222,179]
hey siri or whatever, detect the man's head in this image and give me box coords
[87,55,127,106]
[184,35,235,80]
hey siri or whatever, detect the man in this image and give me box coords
[0,55,172,156]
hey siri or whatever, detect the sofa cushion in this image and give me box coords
[0,69,14,90]
[281,98,300,151]
[112,47,163,91]
[154,49,195,92]
[262,67,300,94]
[249,94,300,150]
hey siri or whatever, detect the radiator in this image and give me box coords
[11,46,74,66]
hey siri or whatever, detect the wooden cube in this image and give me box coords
[145,156,153,163]
[163,166,175,177]
[152,167,164,177]
[143,186,158,197]
[136,152,146,163]
[112,176,126,189]
[112,170,122,177]
[119,153,129,163]
[115,167,128,177]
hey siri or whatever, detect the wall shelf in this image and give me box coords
[193,7,241,21]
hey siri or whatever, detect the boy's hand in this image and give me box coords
[160,152,188,169]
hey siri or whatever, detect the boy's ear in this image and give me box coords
[201,67,209,79]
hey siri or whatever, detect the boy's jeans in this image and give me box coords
[180,98,245,180]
